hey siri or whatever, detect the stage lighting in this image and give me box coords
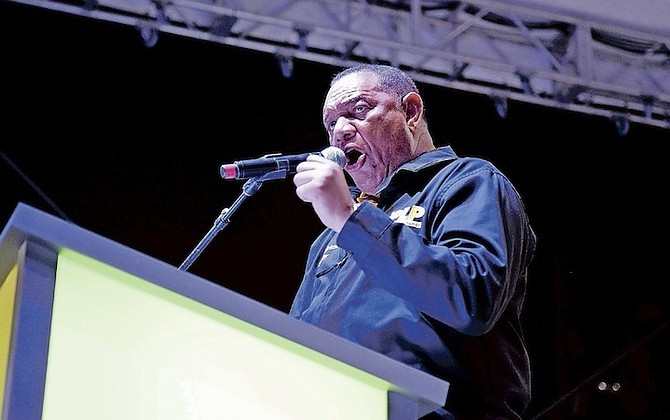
[139,26,159,48]
[492,96,508,119]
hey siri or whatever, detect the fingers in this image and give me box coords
[292,154,355,231]
[295,153,332,174]
[293,155,341,196]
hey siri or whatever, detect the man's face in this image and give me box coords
[322,71,414,194]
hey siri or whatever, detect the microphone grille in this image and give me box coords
[321,146,346,168]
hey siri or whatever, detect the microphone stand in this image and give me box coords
[178,170,287,271]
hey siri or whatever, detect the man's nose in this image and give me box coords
[331,117,355,146]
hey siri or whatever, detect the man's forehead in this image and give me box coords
[323,73,379,111]
[332,71,378,91]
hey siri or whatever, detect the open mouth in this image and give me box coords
[345,149,363,166]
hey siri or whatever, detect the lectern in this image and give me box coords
[0,202,448,419]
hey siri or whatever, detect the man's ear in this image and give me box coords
[402,92,423,130]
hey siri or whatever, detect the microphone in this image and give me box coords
[220,146,346,180]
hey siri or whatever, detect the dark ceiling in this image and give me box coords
[2,2,669,419]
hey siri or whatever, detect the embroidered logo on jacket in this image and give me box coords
[390,205,425,228]
[318,244,340,266]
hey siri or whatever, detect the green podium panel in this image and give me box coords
[1,203,448,420]
[0,266,17,405]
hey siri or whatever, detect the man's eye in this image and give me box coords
[354,105,368,114]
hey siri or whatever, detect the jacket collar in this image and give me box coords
[375,146,458,194]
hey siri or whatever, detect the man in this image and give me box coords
[291,64,536,419]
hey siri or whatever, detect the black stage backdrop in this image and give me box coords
[2,2,669,419]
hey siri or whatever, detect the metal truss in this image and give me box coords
[9,0,670,131]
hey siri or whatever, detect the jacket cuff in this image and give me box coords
[337,201,393,259]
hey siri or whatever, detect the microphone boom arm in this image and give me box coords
[179,173,278,271]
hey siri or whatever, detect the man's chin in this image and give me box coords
[350,173,380,195]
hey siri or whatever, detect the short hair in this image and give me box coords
[331,64,420,101]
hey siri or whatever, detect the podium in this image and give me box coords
[0,203,448,419]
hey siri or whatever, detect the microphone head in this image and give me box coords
[321,146,346,168]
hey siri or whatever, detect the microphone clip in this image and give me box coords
[256,153,292,181]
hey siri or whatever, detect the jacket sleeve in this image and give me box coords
[336,164,535,336]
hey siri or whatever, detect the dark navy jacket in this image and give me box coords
[289,146,537,419]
